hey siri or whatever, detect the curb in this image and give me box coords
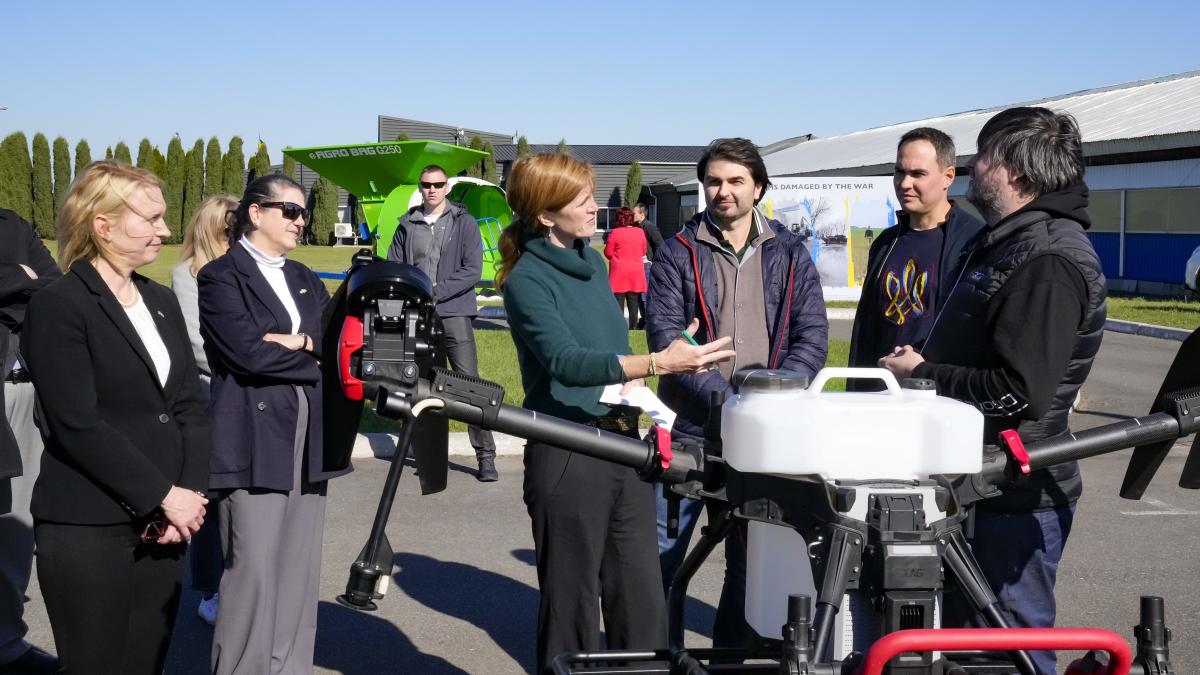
[1104,319,1192,342]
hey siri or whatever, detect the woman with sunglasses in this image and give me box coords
[497,154,735,674]
[198,174,350,674]
[21,161,210,674]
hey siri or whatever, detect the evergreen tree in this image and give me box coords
[308,177,340,246]
[204,137,223,197]
[114,141,132,165]
[105,146,113,160]
[223,136,246,195]
[32,133,54,237]
[250,140,271,181]
[396,132,410,141]
[282,154,296,180]
[482,141,498,183]
[136,138,154,169]
[466,135,484,178]
[182,139,204,230]
[0,133,34,223]
[624,161,643,208]
[74,139,92,176]
[164,136,185,235]
[556,138,570,155]
[151,149,167,179]
[516,135,531,157]
[52,136,70,216]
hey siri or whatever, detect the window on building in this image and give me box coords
[1088,190,1121,232]
[1125,187,1200,233]
[679,193,698,224]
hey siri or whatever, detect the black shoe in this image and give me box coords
[477,456,499,482]
[0,646,59,674]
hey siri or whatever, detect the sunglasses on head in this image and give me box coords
[259,201,310,221]
[419,181,447,190]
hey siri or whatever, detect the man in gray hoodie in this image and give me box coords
[387,165,498,481]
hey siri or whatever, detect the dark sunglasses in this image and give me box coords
[419,181,447,190]
[259,201,310,221]
[140,516,167,543]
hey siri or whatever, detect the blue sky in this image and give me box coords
[2,1,1197,162]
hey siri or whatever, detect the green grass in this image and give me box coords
[43,241,364,294]
[825,300,858,309]
[359,332,851,433]
[1106,294,1200,330]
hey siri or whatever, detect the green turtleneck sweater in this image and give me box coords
[502,237,631,423]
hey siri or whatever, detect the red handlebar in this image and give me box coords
[859,628,1132,675]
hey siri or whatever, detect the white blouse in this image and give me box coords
[123,295,172,386]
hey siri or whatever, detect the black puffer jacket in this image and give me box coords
[914,182,1107,512]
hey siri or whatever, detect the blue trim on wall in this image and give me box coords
[1122,233,1200,283]
[1086,232,1120,279]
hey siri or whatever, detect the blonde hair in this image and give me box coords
[495,153,594,290]
[180,194,237,276]
[57,160,164,272]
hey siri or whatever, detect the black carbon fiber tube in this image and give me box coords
[983,412,1180,485]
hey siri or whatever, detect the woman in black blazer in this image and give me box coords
[21,161,209,675]
[199,174,349,675]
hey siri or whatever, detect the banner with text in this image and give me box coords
[702,177,899,288]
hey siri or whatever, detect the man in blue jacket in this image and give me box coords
[387,165,497,481]
[647,138,828,647]
[848,127,983,382]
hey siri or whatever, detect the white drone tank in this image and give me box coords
[722,367,984,479]
[724,368,984,645]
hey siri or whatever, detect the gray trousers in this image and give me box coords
[441,316,496,456]
[212,388,327,675]
[0,382,40,663]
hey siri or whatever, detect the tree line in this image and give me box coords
[0,133,342,246]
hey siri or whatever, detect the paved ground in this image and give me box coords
[15,324,1200,673]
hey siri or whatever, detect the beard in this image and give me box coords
[967,174,1003,224]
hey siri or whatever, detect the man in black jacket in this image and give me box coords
[881,107,1106,675]
[0,209,60,673]
[387,165,497,481]
[848,127,982,383]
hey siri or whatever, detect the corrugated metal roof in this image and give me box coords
[493,144,706,164]
[765,70,1200,176]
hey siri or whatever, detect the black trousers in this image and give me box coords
[613,292,640,330]
[523,437,667,675]
[34,520,184,675]
[440,316,497,456]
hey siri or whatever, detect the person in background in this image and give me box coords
[387,165,498,481]
[848,127,982,387]
[200,174,351,675]
[171,193,237,627]
[498,153,734,674]
[604,206,648,330]
[0,209,61,674]
[22,161,210,674]
[633,202,663,329]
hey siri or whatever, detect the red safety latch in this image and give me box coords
[338,315,365,401]
[654,425,672,470]
[998,429,1031,476]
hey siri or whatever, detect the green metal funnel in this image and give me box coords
[282,141,487,204]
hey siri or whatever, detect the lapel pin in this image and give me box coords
[300,288,308,294]
[156,310,165,318]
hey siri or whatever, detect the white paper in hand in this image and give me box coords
[600,384,677,431]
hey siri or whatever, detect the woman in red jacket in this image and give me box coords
[603,206,648,330]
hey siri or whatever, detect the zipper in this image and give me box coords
[918,248,975,356]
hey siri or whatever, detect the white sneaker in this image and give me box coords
[197,593,219,626]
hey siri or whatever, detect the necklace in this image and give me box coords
[116,283,140,308]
